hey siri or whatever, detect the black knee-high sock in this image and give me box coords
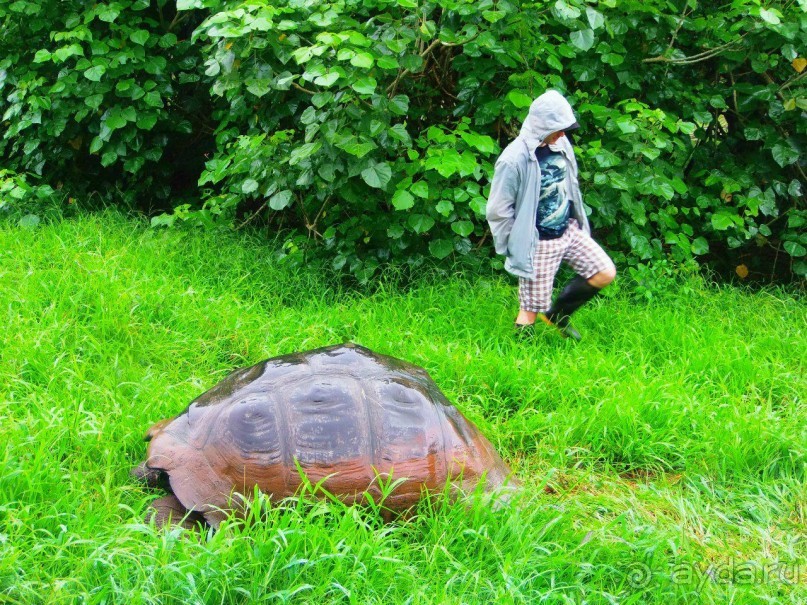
[546,276,601,326]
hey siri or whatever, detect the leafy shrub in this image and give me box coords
[0,168,62,224]
[0,0,804,281]
[0,0,216,208]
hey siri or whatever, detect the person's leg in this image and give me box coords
[543,222,615,338]
[516,237,565,328]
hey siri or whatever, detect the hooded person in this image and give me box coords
[486,90,616,340]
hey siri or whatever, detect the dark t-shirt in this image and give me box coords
[535,145,571,238]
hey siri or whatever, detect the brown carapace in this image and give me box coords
[133,344,515,527]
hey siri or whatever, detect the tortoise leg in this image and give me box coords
[147,494,206,530]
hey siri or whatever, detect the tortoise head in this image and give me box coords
[130,460,171,491]
[130,417,178,491]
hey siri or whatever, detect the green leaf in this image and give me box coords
[270,189,293,210]
[429,239,453,259]
[97,5,120,22]
[241,179,259,194]
[377,56,399,70]
[601,53,624,66]
[89,137,104,154]
[586,7,605,29]
[459,132,496,154]
[784,241,806,257]
[655,179,675,200]
[341,140,376,158]
[411,181,429,198]
[759,8,781,24]
[350,52,374,68]
[744,127,762,141]
[18,214,40,229]
[436,200,453,215]
[292,47,315,64]
[83,65,105,81]
[671,177,688,195]
[788,213,806,229]
[103,109,127,130]
[615,116,636,133]
[771,143,799,167]
[711,211,738,231]
[289,142,321,165]
[388,123,411,146]
[53,44,83,62]
[507,90,533,108]
[482,11,506,23]
[246,78,272,97]
[314,72,339,87]
[570,29,594,51]
[361,162,392,189]
[389,95,409,115]
[143,91,163,108]
[351,77,377,95]
[312,92,334,108]
[546,54,563,71]
[101,150,118,166]
[387,224,405,239]
[204,59,220,77]
[451,220,474,237]
[554,0,581,20]
[84,95,104,109]
[136,113,158,130]
[33,50,51,63]
[275,72,295,89]
[408,213,435,234]
[691,237,709,255]
[392,189,415,210]
[130,30,150,45]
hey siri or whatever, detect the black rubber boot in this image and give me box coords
[543,276,602,340]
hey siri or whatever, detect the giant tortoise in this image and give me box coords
[133,343,514,527]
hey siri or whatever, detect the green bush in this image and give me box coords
[0,0,215,207]
[0,168,64,225]
[1,0,804,281]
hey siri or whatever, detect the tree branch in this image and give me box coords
[664,4,691,55]
[386,34,479,98]
[236,201,268,230]
[292,82,317,95]
[643,34,747,65]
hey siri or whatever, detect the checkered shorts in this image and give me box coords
[518,220,615,313]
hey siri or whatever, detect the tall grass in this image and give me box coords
[0,211,804,604]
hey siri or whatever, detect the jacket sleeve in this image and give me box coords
[485,158,520,256]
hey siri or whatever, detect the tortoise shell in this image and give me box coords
[138,344,513,525]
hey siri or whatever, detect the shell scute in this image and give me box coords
[226,396,282,461]
[285,378,365,464]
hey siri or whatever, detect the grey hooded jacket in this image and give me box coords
[486,90,590,279]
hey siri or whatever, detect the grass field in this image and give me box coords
[0,212,804,604]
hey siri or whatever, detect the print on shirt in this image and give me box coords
[535,148,571,238]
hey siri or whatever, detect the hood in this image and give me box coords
[519,90,578,153]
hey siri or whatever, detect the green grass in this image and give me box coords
[0,211,804,604]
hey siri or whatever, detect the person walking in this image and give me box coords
[486,90,616,340]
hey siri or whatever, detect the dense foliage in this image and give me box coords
[0,0,805,280]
